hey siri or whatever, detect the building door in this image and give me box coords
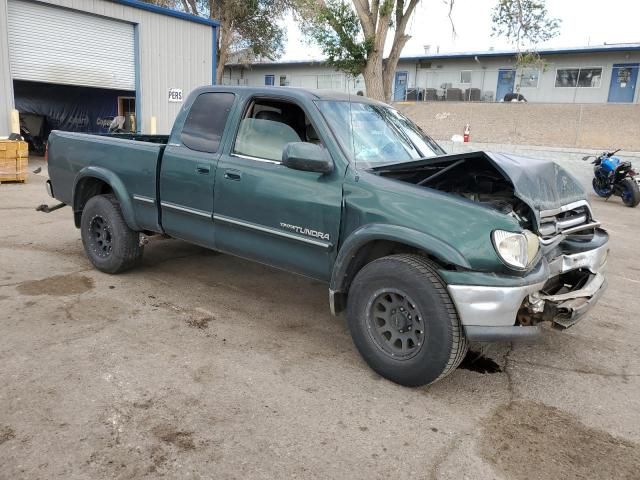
[394,71,408,101]
[608,64,638,103]
[7,0,135,91]
[118,97,136,133]
[264,75,275,86]
[496,69,516,102]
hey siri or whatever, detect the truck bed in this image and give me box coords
[47,131,165,226]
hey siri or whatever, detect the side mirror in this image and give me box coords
[282,142,333,174]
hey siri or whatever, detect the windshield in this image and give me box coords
[316,100,445,168]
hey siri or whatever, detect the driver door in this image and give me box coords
[213,96,343,281]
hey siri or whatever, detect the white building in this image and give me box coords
[224,44,640,104]
[0,0,218,137]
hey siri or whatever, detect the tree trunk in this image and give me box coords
[215,14,233,85]
[382,33,410,102]
[362,51,385,101]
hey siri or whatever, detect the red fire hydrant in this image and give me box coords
[463,123,471,143]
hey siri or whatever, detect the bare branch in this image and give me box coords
[444,0,456,39]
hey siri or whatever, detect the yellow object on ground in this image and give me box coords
[0,140,29,183]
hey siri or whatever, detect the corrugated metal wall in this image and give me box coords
[1,0,214,135]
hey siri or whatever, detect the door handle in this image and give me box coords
[196,164,210,175]
[224,170,242,181]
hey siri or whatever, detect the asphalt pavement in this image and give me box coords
[1,154,638,479]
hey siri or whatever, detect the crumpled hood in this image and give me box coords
[372,150,587,218]
[484,151,587,212]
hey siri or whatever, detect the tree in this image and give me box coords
[302,0,560,102]
[145,0,287,84]
[491,0,560,50]
[301,0,423,102]
[491,0,560,93]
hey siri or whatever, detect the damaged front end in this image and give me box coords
[517,201,608,330]
[372,151,609,339]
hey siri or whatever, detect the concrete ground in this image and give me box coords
[1,154,639,479]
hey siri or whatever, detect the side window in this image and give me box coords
[181,92,235,153]
[234,99,321,162]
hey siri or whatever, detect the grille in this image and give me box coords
[538,202,593,239]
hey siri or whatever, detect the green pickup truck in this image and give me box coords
[46,86,609,386]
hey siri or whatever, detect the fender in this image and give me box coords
[73,166,140,231]
[330,223,471,292]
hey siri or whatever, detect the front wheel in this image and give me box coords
[80,194,144,273]
[620,177,640,207]
[346,254,468,387]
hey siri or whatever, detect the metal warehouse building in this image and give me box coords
[0,0,217,139]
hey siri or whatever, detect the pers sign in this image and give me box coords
[168,88,183,103]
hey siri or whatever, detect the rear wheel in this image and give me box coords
[80,194,143,273]
[346,254,468,387]
[620,177,640,207]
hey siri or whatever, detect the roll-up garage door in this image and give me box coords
[7,0,135,90]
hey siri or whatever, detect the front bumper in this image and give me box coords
[447,234,609,342]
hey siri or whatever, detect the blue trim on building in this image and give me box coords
[110,0,219,27]
[400,45,640,62]
[226,44,640,69]
[212,27,217,85]
[133,23,142,133]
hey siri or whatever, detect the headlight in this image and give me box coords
[492,230,539,269]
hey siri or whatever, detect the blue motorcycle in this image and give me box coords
[583,149,640,207]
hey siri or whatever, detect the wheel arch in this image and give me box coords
[329,224,471,314]
[73,167,139,230]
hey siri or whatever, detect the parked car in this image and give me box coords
[44,86,609,387]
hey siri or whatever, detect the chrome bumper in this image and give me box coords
[447,241,609,341]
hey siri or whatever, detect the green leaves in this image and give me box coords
[302,0,369,76]
[230,0,287,60]
[491,0,561,49]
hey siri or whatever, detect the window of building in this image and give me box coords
[460,70,472,84]
[264,75,275,86]
[519,68,539,88]
[279,75,288,86]
[577,68,602,87]
[181,92,235,153]
[555,67,602,88]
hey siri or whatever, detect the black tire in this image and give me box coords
[346,254,468,387]
[80,194,143,273]
[620,177,640,207]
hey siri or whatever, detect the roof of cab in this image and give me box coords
[193,85,387,106]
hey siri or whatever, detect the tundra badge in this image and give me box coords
[280,223,330,241]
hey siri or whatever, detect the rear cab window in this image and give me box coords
[181,92,235,153]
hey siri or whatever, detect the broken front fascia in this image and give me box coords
[446,231,609,341]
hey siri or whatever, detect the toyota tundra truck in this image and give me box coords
[44,86,609,386]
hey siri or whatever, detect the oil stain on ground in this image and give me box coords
[480,400,640,480]
[152,425,196,450]
[0,425,16,445]
[459,350,502,374]
[17,274,94,296]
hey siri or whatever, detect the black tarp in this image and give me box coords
[13,80,135,137]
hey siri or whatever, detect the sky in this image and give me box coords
[280,0,640,61]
